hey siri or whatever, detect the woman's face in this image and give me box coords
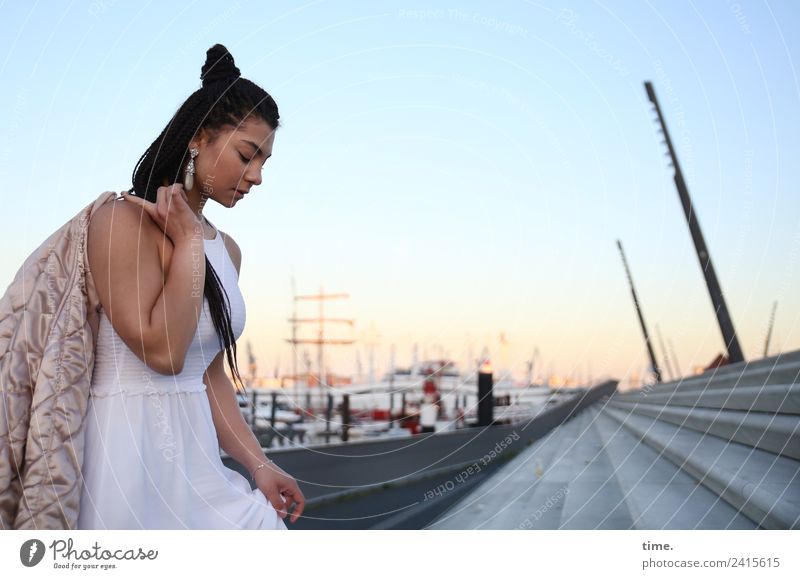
[190,116,275,208]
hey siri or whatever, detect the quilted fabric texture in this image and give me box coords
[0,191,117,529]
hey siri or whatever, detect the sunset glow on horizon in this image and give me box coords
[1,1,798,389]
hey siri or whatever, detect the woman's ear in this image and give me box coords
[189,127,212,151]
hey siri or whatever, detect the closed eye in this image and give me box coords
[239,153,251,163]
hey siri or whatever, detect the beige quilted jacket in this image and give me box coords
[0,190,117,529]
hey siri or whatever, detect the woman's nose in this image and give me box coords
[244,164,262,187]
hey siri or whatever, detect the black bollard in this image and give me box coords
[477,368,494,427]
[325,393,334,444]
[341,394,350,442]
[270,391,277,428]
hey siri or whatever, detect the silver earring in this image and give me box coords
[184,147,199,190]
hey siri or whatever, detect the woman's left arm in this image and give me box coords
[203,353,305,523]
[202,233,304,523]
[203,353,268,475]
[202,233,263,475]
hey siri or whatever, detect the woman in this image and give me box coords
[77,44,304,529]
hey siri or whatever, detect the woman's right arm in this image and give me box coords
[88,188,205,375]
[146,232,206,374]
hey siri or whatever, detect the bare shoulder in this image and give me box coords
[89,197,158,242]
[219,231,242,276]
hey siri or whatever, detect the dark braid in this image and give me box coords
[130,44,280,395]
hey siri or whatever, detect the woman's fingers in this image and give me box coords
[121,191,157,220]
[156,184,187,220]
[122,184,195,244]
[157,187,169,219]
[278,483,304,523]
[286,487,305,523]
[265,487,287,518]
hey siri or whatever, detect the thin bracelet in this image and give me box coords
[250,459,274,478]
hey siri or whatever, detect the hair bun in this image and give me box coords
[201,44,241,87]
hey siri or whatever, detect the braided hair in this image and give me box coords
[130,44,279,394]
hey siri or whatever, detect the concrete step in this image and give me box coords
[684,349,800,379]
[428,408,596,529]
[606,400,800,460]
[613,383,800,415]
[603,406,800,529]
[557,407,636,529]
[647,361,800,394]
[591,406,759,529]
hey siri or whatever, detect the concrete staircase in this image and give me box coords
[428,351,800,529]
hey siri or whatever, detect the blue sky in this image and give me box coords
[1,1,798,387]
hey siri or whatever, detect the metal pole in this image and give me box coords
[645,81,745,364]
[668,338,682,379]
[764,301,777,357]
[291,276,298,411]
[655,324,676,381]
[617,239,663,383]
[250,390,257,429]
[318,284,325,393]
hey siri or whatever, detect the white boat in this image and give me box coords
[281,359,562,429]
[237,360,567,443]
[332,359,558,420]
[253,399,302,424]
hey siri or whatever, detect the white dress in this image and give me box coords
[78,225,287,530]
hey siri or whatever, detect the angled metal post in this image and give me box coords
[644,81,745,364]
[617,240,663,383]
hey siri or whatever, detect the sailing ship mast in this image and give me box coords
[286,284,355,408]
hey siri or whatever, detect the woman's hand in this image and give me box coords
[253,462,305,524]
[121,184,201,246]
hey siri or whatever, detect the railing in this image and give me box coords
[240,387,568,446]
[223,380,618,507]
